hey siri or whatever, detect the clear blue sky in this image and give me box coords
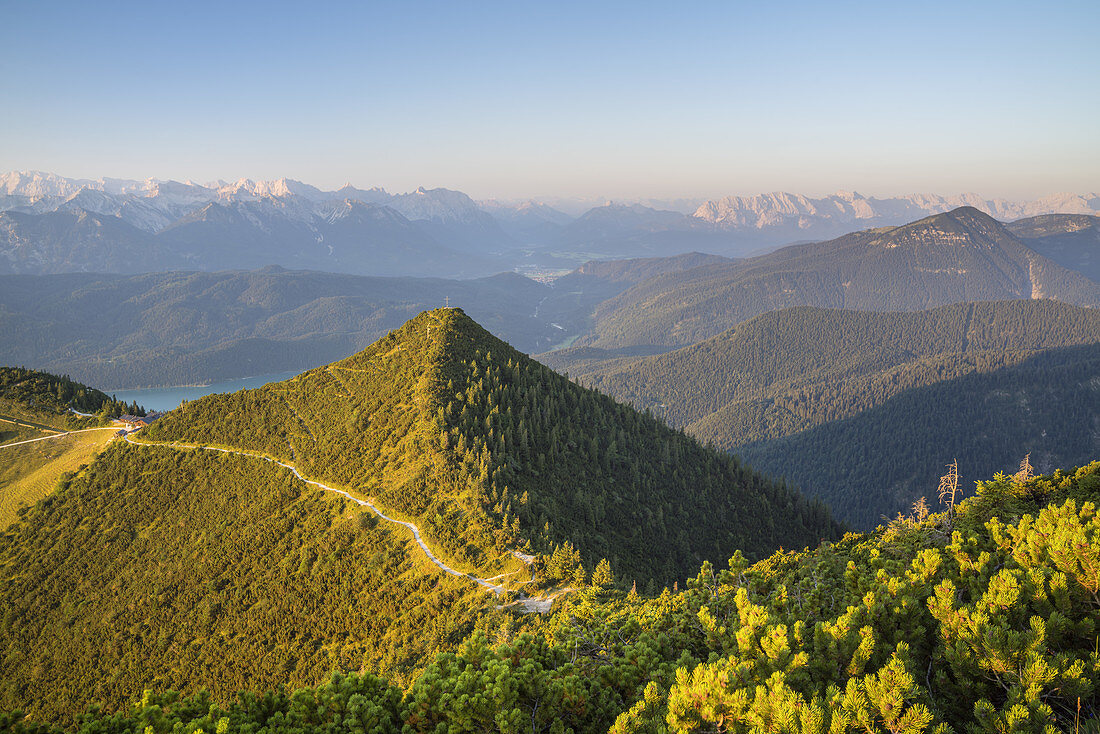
[3,0,1097,200]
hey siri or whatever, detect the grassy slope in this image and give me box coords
[0,395,115,529]
[0,430,115,528]
[0,442,499,724]
[0,399,71,439]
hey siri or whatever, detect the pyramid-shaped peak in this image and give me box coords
[387,307,485,339]
[337,307,514,376]
[146,307,840,587]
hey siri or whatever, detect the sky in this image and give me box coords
[2,0,1098,201]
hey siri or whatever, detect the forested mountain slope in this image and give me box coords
[1008,213,1100,282]
[738,343,1100,528]
[582,207,1100,348]
[560,300,1099,443]
[146,308,840,586]
[550,301,1100,528]
[6,463,1099,733]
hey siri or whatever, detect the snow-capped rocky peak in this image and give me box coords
[257,178,327,201]
[1,171,90,199]
[217,178,260,200]
[388,187,485,223]
[141,179,214,203]
[692,191,1100,233]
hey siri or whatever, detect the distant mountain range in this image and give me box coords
[2,171,1096,274]
[3,209,1098,389]
[578,208,1100,348]
[0,269,560,388]
[692,190,1100,244]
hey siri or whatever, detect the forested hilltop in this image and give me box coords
[546,300,1100,527]
[145,308,840,587]
[5,462,1098,733]
[0,366,142,421]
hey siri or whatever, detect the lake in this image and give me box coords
[108,371,301,412]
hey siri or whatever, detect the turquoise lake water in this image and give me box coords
[108,371,300,412]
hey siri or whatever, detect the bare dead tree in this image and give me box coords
[1015,453,1035,484]
[938,459,959,524]
[912,496,930,522]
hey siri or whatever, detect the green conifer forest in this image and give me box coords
[3,462,1097,733]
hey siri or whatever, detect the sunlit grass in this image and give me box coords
[0,430,115,527]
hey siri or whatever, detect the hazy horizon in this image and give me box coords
[3,1,1098,200]
[4,169,1097,212]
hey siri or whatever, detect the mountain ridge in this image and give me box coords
[4,171,1098,270]
[580,207,1100,349]
[143,307,842,584]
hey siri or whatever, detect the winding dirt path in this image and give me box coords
[122,434,559,610]
[0,427,120,450]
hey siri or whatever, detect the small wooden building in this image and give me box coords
[119,412,164,429]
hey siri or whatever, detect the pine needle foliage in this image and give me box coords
[4,462,1099,733]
